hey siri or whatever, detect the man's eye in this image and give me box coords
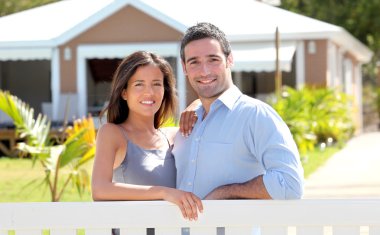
[154,83,163,86]
[189,61,198,65]
[210,58,220,63]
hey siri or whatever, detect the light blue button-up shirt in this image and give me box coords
[173,86,304,199]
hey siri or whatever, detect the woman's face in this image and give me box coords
[122,64,165,118]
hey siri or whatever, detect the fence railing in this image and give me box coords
[1,200,380,235]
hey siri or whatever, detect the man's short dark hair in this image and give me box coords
[180,22,232,63]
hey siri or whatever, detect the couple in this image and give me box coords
[91,22,304,223]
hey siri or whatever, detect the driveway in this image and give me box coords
[303,131,380,199]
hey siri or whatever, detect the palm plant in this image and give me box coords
[0,90,95,201]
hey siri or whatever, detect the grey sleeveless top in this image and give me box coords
[112,128,176,188]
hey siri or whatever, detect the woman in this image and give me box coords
[91,51,202,223]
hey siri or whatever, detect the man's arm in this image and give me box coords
[204,175,271,200]
[204,102,304,200]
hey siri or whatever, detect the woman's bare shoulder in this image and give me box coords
[96,123,125,140]
[98,122,119,133]
[160,126,179,145]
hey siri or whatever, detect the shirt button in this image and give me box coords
[191,159,195,163]
[187,182,192,186]
[195,137,200,142]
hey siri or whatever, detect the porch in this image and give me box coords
[1,200,380,235]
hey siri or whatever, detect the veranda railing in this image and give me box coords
[1,200,380,235]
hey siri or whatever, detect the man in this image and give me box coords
[173,22,304,200]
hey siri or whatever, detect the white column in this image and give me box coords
[77,47,87,118]
[51,47,60,121]
[344,58,353,95]
[336,48,345,91]
[296,41,305,89]
[177,53,186,114]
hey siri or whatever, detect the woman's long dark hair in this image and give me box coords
[100,51,177,128]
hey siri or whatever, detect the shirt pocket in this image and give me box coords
[198,141,246,184]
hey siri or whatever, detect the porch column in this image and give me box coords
[344,58,353,95]
[51,48,60,121]
[77,48,87,118]
[296,41,305,89]
[177,54,186,115]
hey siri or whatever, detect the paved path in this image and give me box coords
[303,131,380,199]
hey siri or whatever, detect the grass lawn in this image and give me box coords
[0,144,341,202]
[0,157,92,202]
[302,145,341,178]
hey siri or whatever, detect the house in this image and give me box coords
[0,0,372,131]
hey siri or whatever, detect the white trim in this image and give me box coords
[51,48,60,121]
[296,41,305,89]
[76,43,179,117]
[231,41,296,72]
[55,0,186,47]
[131,0,187,33]
[0,0,371,63]
[77,43,178,58]
[55,0,130,45]
[0,48,51,61]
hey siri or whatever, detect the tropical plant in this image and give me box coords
[377,87,380,120]
[268,87,317,156]
[268,86,355,156]
[0,90,95,201]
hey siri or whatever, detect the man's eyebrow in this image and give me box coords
[186,54,221,63]
[209,54,222,59]
[186,57,197,64]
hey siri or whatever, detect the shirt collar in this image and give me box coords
[194,85,242,118]
[216,85,242,110]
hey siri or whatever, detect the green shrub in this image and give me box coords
[377,87,380,118]
[269,86,355,156]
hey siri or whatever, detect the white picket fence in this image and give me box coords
[1,200,380,235]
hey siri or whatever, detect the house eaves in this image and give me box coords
[0,0,372,63]
[140,0,372,63]
[0,0,187,48]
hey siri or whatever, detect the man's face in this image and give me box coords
[182,38,233,103]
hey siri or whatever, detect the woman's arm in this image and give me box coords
[91,123,203,220]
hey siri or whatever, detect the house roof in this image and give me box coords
[0,0,372,62]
